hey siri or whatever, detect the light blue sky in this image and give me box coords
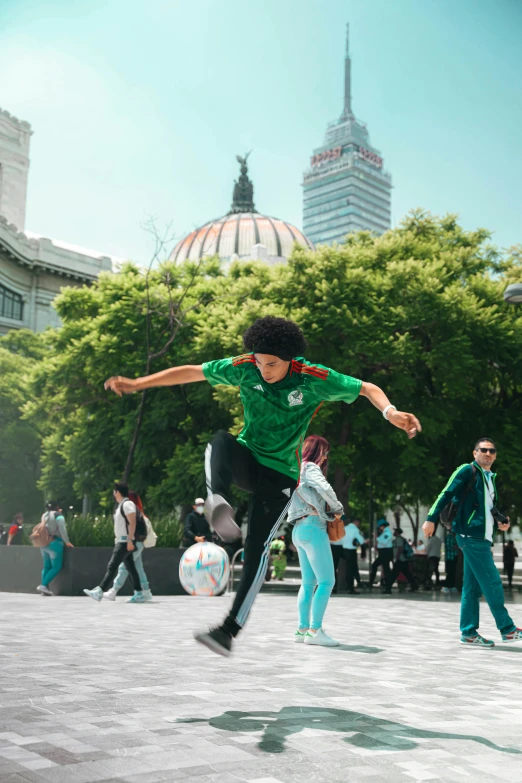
[1,0,521,262]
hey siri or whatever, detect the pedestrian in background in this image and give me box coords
[503,540,518,590]
[442,530,459,593]
[7,513,24,545]
[426,533,442,588]
[103,490,153,603]
[424,437,522,647]
[84,482,144,603]
[386,528,418,593]
[370,520,393,591]
[330,518,347,594]
[183,497,212,547]
[37,502,74,596]
[342,518,366,594]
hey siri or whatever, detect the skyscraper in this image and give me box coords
[302,26,392,245]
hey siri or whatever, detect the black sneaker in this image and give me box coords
[194,626,233,657]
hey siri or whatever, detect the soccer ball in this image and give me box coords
[179,542,230,596]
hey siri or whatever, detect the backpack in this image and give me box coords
[402,538,414,560]
[143,516,157,548]
[30,513,54,548]
[439,465,477,531]
[120,500,148,542]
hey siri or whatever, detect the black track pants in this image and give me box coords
[205,430,297,636]
[99,542,142,592]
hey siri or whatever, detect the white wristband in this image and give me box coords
[382,404,397,420]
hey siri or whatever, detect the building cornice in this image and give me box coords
[0,216,111,282]
[0,108,32,134]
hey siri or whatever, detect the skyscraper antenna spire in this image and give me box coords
[343,23,353,119]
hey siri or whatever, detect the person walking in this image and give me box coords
[503,541,518,590]
[369,521,394,591]
[342,518,366,594]
[330,518,347,594]
[36,502,74,596]
[425,533,442,588]
[105,315,421,656]
[182,498,212,547]
[7,513,24,545]
[386,528,418,593]
[424,437,522,647]
[84,483,145,603]
[288,435,342,646]
[103,491,153,603]
[442,529,459,593]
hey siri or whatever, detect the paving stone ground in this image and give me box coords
[1,590,522,783]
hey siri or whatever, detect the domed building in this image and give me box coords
[171,154,314,265]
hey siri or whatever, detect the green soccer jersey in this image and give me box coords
[202,354,362,480]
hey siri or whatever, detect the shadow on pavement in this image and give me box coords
[174,705,521,755]
[334,643,383,654]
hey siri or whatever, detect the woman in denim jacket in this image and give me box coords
[288,435,343,647]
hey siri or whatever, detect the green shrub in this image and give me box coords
[60,512,184,548]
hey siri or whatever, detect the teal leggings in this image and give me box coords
[41,538,64,587]
[292,517,335,630]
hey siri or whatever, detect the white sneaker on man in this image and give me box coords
[142,589,153,602]
[103,588,117,601]
[304,628,339,647]
[83,587,103,602]
[204,494,241,543]
[36,584,53,596]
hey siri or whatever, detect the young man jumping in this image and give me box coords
[105,316,421,656]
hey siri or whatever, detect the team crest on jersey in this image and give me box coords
[288,389,303,407]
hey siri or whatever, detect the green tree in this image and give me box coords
[0,330,46,521]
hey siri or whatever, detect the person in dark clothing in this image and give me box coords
[370,521,394,590]
[183,498,212,547]
[386,528,418,593]
[503,541,518,589]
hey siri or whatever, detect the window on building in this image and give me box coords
[0,283,24,321]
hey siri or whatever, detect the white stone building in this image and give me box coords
[0,108,112,335]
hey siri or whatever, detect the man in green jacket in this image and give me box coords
[423,437,521,647]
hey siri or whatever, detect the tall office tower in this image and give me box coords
[302,26,392,245]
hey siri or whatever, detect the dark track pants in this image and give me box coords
[345,549,359,591]
[99,542,142,592]
[205,430,297,636]
[370,548,393,586]
[388,559,416,589]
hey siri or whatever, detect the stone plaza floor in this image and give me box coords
[1,591,522,783]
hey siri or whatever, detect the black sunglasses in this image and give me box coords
[478,447,496,454]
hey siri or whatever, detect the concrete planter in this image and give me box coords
[0,546,185,596]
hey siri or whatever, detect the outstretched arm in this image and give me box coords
[105,365,206,396]
[359,382,421,440]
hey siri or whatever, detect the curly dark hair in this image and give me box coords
[243,316,306,360]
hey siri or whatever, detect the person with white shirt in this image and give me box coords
[423,438,522,648]
[342,518,367,594]
[83,482,145,603]
[369,520,393,591]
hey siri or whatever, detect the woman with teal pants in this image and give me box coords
[287,435,343,647]
[37,501,74,595]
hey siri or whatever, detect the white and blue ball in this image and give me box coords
[179,542,230,596]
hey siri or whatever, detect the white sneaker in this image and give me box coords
[294,630,306,643]
[127,592,146,603]
[36,584,53,596]
[142,589,153,602]
[83,587,103,602]
[103,588,117,601]
[204,494,241,543]
[304,628,339,647]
